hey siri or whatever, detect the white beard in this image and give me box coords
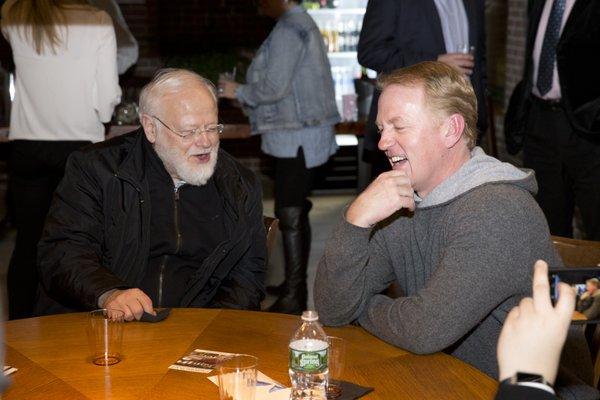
[154,141,219,186]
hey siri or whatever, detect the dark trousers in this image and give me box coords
[274,148,316,210]
[7,140,90,319]
[523,97,600,240]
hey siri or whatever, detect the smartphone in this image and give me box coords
[549,267,600,324]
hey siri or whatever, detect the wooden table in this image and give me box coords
[573,310,588,321]
[3,309,498,399]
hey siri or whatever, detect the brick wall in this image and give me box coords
[484,0,507,159]
[501,0,528,164]
[118,0,273,77]
[155,1,273,54]
[118,0,161,76]
[505,0,528,107]
[486,0,507,105]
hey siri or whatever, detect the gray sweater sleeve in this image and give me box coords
[315,187,561,354]
[313,215,397,326]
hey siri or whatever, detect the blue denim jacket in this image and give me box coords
[237,6,340,133]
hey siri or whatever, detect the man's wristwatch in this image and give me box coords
[509,372,551,387]
[501,372,555,395]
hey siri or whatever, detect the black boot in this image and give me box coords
[268,206,309,315]
[267,201,311,297]
[301,200,312,265]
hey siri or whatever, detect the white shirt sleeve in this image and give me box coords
[94,12,122,123]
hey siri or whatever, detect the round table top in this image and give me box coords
[3,308,498,399]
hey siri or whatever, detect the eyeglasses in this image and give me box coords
[151,115,224,140]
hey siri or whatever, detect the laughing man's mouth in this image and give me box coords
[389,155,407,165]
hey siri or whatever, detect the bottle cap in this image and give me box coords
[301,310,319,321]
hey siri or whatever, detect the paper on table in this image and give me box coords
[3,366,17,376]
[169,349,238,374]
[208,370,291,400]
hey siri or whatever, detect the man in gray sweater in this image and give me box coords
[314,62,597,399]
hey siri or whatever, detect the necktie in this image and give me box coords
[536,0,566,96]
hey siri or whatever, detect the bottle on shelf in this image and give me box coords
[326,21,338,52]
[345,19,356,52]
[337,20,346,52]
[320,25,330,51]
[289,311,329,400]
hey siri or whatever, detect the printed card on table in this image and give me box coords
[169,349,238,373]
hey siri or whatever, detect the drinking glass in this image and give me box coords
[458,43,476,56]
[87,309,125,366]
[327,336,346,399]
[218,67,237,96]
[217,354,258,400]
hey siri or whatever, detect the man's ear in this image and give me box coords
[443,113,465,149]
[140,114,157,144]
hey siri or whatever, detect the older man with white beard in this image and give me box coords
[35,69,266,319]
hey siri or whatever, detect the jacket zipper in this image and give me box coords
[174,187,182,252]
[114,171,156,305]
[157,255,167,307]
[158,186,182,307]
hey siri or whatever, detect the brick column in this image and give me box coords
[501,0,528,164]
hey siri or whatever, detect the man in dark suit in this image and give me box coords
[357,0,487,177]
[505,0,600,240]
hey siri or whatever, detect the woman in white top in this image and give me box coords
[1,0,121,319]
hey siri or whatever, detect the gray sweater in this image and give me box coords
[314,148,562,378]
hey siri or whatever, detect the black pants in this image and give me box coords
[7,140,90,319]
[274,148,316,210]
[523,97,600,240]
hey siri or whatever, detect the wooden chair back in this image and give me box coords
[551,235,600,267]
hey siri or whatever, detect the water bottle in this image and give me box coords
[289,310,329,400]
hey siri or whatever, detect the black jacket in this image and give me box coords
[36,130,266,315]
[357,0,488,152]
[505,0,600,154]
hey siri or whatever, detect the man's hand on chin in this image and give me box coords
[102,288,155,321]
[346,170,415,228]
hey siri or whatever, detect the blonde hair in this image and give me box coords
[2,0,91,54]
[378,61,478,149]
[138,68,218,117]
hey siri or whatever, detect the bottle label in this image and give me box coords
[289,348,328,373]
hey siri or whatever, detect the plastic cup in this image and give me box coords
[327,336,346,399]
[87,309,124,366]
[217,354,258,400]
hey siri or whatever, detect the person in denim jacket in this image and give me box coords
[220,0,340,314]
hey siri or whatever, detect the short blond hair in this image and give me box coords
[378,61,478,149]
